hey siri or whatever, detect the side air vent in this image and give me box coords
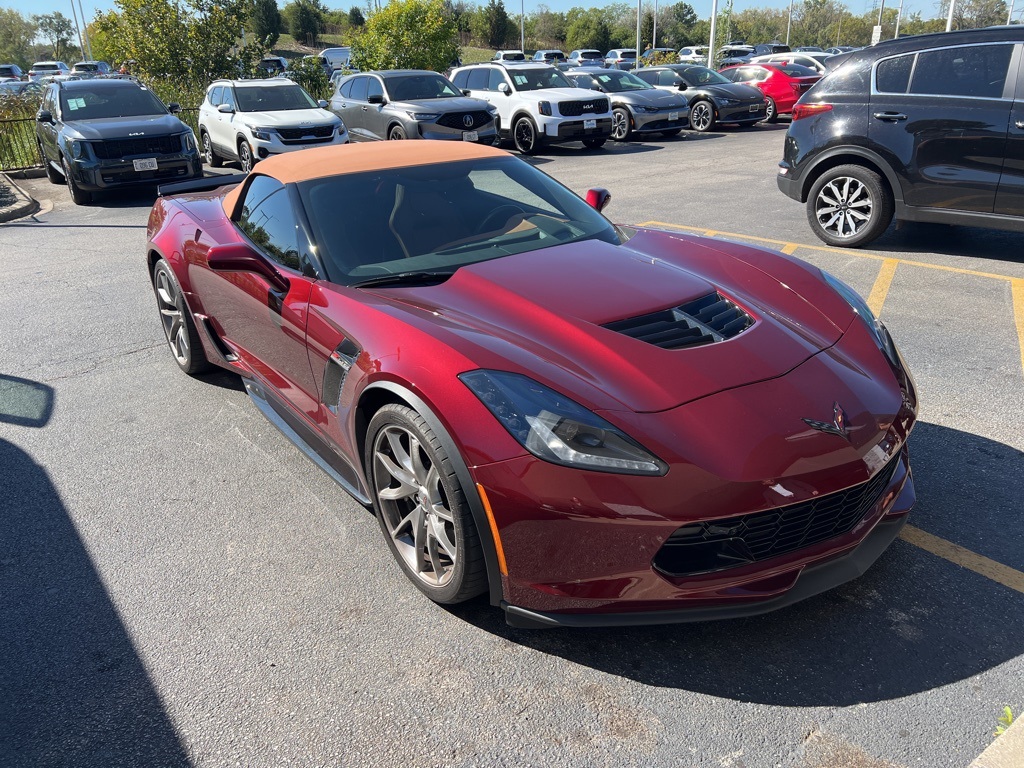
[322,338,360,413]
[603,292,753,350]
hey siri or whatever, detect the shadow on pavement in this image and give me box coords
[0,374,190,767]
[451,421,1024,706]
[867,222,1024,267]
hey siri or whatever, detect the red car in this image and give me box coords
[146,142,917,628]
[718,63,821,123]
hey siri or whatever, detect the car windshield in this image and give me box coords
[73,63,100,71]
[674,66,731,86]
[584,70,651,92]
[384,73,460,101]
[508,67,573,91]
[59,86,167,119]
[35,64,61,71]
[236,84,317,112]
[298,156,621,285]
[0,82,27,94]
[616,51,637,59]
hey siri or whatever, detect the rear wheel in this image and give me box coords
[689,100,715,132]
[201,130,222,167]
[513,116,541,155]
[366,404,487,604]
[765,97,778,123]
[806,164,894,248]
[152,259,212,375]
[60,156,92,204]
[611,106,632,141]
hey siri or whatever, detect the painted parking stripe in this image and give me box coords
[900,525,1024,595]
[867,259,899,316]
[1014,279,1024,378]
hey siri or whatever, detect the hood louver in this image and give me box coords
[603,292,753,350]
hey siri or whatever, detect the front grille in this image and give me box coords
[91,135,180,160]
[603,292,753,350]
[436,111,492,130]
[653,453,901,577]
[558,98,609,117]
[276,125,335,140]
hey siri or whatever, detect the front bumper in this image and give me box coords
[549,117,613,141]
[633,110,690,133]
[70,151,202,190]
[717,103,766,124]
[418,122,498,143]
[252,129,349,159]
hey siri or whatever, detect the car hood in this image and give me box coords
[614,89,688,108]
[692,83,764,102]
[515,87,608,104]
[63,113,187,140]
[387,96,491,112]
[374,229,850,413]
[236,107,339,127]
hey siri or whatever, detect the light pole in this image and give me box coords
[78,0,92,60]
[1007,0,1015,25]
[653,0,659,48]
[707,0,718,68]
[836,10,843,46]
[894,0,904,37]
[877,0,886,33]
[69,1,85,61]
[945,0,956,31]
[520,0,525,53]
[785,0,794,46]
[635,0,641,66]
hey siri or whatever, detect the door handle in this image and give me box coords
[873,112,908,122]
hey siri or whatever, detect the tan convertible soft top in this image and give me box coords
[222,141,509,215]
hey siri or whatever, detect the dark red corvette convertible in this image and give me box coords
[146,142,917,628]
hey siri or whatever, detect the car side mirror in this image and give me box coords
[207,243,290,293]
[317,99,328,108]
[585,188,611,213]
[217,103,234,113]
[498,82,511,95]
[677,83,687,91]
[167,102,180,114]
[462,88,471,97]
[36,109,53,123]
[367,93,385,105]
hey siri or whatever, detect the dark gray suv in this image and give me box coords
[777,27,1024,247]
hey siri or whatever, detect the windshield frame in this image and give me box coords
[507,66,575,92]
[58,85,168,120]
[234,83,319,113]
[382,73,462,101]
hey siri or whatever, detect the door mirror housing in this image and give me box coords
[207,243,290,293]
[36,109,53,123]
[367,93,385,105]
[317,99,328,109]
[167,102,181,114]
[585,188,611,213]
[462,89,472,97]
[217,103,234,113]
[677,82,688,91]
[498,82,511,95]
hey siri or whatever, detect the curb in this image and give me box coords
[0,172,40,223]
[969,712,1024,768]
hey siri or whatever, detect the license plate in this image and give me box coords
[669,111,679,121]
[584,119,596,130]
[462,130,478,142]
[133,157,158,171]
[749,104,761,113]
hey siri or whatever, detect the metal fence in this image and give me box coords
[0,107,202,173]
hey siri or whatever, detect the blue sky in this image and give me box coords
[4,0,943,32]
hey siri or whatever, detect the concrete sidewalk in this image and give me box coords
[0,172,39,223]
[970,711,1023,768]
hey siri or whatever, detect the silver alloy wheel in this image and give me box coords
[372,424,457,587]
[154,268,189,366]
[202,132,213,164]
[815,176,873,240]
[765,97,776,122]
[691,101,713,131]
[239,141,253,173]
[611,108,630,140]
[388,125,405,140]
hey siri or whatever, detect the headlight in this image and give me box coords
[537,100,552,116]
[720,98,739,106]
[460,370,668,476]
[66,138,85,159]
[406,112,440,120]
[486,106,498,116]
[250,127,273,140]
[821,270,899,367]
[179,130,197,152]
[335,121,346,134]
[632,105,655,113]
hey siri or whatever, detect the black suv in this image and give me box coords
[777,27,1024,247]
[36,79,202,204]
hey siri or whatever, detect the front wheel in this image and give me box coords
[201,130,222,167]
[152,260,212,375]
[582,137,606,149]
[238,140,256,173]
[611,106,632,141]
[765,97,778,123]
[512,116,541,155]
[61,156,92,204]
[689,100,715,132]
[806,164,894,248]
[366,404,487,604]
[388,125,407,140]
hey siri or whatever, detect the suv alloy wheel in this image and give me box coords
[807,165,894,247]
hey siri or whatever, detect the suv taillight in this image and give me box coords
[791,103,832,121]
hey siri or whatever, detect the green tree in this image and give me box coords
[565,7,612,51]
[251,0,282,48]
[0,9,37,69]
[473,0,512,48]
[352,0,459,71]
[284,0,327,45]
[286,54,331,99]
[658,3,699,48]
[936,0,1008,29]
[532,5,567,46]
[348,6,365,26]
[33,12,77,62]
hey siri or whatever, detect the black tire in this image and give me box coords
[765,97,778,123]
[689,99,715,132]
[238,139,256,173]
[40,142,62,184]
[365,404,487,605]
[582,137,606,149]
[806,164,894,248]
[60,156,92,205]
[151,259,213,375]
[611,106,632,141]
[512,116,542,155]
[660,128,683,138]
[201,130,222,167]
[388,124,406,140]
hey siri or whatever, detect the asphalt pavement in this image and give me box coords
[1,125,1022,768]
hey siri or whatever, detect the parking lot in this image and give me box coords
[2,125,1022,767]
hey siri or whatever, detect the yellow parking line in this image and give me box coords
[867,259,899,317]
[900,525,1024,595]
[639,221,1021,283]
[781,243,799,255]
[1013,279,1024,377]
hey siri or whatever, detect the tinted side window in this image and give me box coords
[236,175,302,271]
[487,68,506,91]
[207,86,221,105]
[366,77,383,100]
[338,79,353,98]
[350,76,368,101]
[875,54,914,93]
[466,68,489,90]
[910,44,1013,98]
[633,70,656,84]
[221,87,236,109]
[657,70,678,86]
[451,70,468,88]
[814,57,871,96]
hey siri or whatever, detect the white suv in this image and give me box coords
[198,79,349,173]
[449,62,612,154]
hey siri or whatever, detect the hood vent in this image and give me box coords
[603,292,752,350]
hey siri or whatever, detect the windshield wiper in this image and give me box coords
[348,271,456,289]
